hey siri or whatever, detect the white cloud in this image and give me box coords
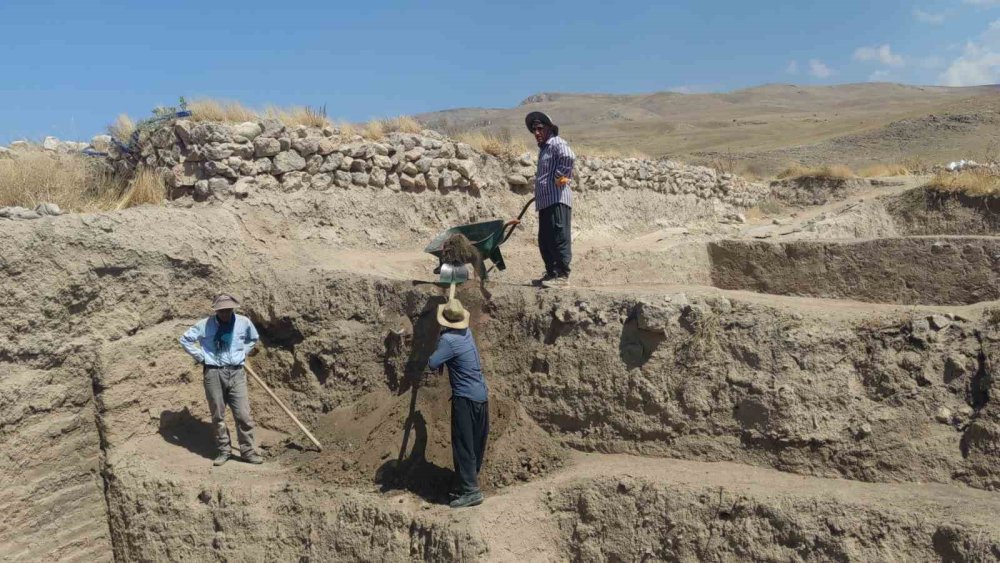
[914,9,946,24]
[808,59,833,78]
[853,44,905,67]
[940,42,1000,85]
[786,60,799,74]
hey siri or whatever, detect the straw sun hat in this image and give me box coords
[437,297,470,330]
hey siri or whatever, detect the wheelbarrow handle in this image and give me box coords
[500,197,535,245]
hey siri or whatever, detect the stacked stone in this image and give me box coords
[115,119,767,208]
[136,119,503,200]
[1,135,112,158]
[504,155,768,209]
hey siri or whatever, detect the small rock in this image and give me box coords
[42,136,60,151]
[34,203,62,216]
[929,315,952,331]
[935,407,953,424]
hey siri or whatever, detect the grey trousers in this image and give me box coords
[203,366,257,457]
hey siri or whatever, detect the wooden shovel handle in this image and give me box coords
[245,363,323,451]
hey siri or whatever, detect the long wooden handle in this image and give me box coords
[244,364,323,451]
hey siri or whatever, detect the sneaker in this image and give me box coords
[542,276,569,288]
[243,452,264,465]
[533,272,557,286]
[449,491,484,509]
[212,453,230,466]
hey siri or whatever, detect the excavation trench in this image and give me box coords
[104,265,1000,559]
[3,200,1000,560]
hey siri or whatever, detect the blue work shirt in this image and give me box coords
[427,328,488,402]
[180,314,259,367]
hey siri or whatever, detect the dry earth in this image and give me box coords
[2,128,1000,561]
[420,83,1000,173]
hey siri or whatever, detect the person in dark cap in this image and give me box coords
[179,293,263,466]
[525,111,576,288]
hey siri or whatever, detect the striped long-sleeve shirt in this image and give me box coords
[534,135,575,211]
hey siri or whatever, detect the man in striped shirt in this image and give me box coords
[526,111,575,288]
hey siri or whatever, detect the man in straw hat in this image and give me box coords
[427,293,489,508]
[525,110,575,288]
[179,293,263,466]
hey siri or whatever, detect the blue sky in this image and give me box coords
[2,0,1000,143]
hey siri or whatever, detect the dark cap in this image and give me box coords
[525,111,559,136]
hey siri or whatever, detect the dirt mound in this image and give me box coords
[886,186,1000,236]
[280,382,566,501]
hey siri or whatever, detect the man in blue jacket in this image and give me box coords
[179,294,263,466]
[427,295,489,508]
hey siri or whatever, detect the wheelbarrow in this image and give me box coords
[425,198,535,282]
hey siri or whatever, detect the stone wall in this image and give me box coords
[109,118,767,209]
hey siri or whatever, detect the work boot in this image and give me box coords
[242,452,264,465]
[212,453,230,466]
[449,490,484,509]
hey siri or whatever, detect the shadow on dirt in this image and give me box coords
[376,296,455,504]
[159,407,217,459]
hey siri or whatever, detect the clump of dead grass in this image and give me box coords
[115,167,166,210]
[0,152,164,212]
[456,130,530,160]
[859,163,911,178]
[361,120,386,140]
[746,197,786,218]
[187,99,257,123]
[777,164,856,180]
[264,105,331,128]
[384,115,424,134]
[927,169,1000,197]
[108,114,136,141]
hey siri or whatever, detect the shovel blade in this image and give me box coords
[439,263,469,285]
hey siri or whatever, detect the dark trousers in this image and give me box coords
[538,203,572,277]
[451,396,489,494]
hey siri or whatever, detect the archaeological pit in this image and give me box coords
[2,118,1000,561]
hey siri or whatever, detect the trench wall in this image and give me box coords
[708,237,1000,305]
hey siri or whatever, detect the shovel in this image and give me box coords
[438,263,469,285]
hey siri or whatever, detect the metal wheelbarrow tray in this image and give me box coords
[424,198,535,280]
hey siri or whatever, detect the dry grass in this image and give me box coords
[0,152,163,212]
[456,130,530,160]
[777,163,856,180]
[927,169,1000,197]
[264,105,331,128]
[108,114,136,141]
[859,163,911,177]
[384,115,423,134]
[115,167,166,210]
[361,120,385,140]
[578,146,651,160]
[187,99,257,123]
[744,196,787,221]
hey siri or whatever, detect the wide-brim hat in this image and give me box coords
[436,298,471,330]
[212,293,240,310]
[525,111,559,136]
